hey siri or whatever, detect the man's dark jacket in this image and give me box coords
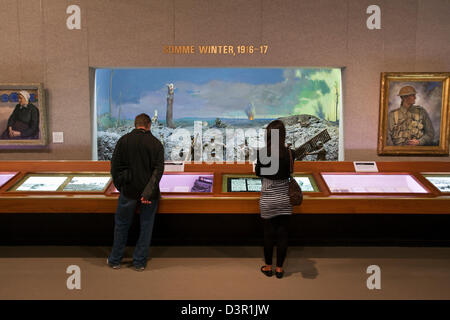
[111,128,164,200]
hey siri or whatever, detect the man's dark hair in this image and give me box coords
[135,113,151,128]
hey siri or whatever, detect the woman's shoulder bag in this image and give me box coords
[288,149,303,206]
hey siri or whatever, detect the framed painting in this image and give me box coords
[377,72,449,155]
[0,83,47,148]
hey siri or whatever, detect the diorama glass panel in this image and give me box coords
[95,68,343,162]
[63,175,111,192]
[0,172,17,188]
[321,173,429,193]
[423,174,450,193]
[13,175,68,191]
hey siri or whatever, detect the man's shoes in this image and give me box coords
[134,264,145,272]
[275,270,284,279]
[260,266,273,277]
[107,258,120,269]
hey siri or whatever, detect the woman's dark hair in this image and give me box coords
[266,119,286,154]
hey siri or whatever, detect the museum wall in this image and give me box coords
[0,0,449,161]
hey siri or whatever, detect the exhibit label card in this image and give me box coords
[353,161,378,172]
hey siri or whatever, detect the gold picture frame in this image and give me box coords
[0,83,47,148]
[377,72,450,155]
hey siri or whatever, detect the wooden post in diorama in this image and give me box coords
[334,81,339,122]
[117,91,122,127]
[166,83,176,128]
[109,70,114,121]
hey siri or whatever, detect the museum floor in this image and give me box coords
[1,246,449,300]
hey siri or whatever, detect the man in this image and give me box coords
[108,113,164,271]
[1,90,39,139]
[387,86,434,146]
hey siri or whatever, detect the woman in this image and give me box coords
[1,90,39,139]
[255,119,293,279]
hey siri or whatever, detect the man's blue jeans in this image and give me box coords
[108,193,159,267]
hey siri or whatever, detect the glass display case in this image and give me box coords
[222,174,319,192]
[10,173,111,192]
[321,173,430,194]
[0,161,449,215]
[422,174,450,193]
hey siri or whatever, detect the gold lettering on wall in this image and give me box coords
[163,45,269,56]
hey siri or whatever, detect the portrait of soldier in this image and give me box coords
[387,85,434,146]
[1,90,40,140]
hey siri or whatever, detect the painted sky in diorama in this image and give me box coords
[95,68,342,162]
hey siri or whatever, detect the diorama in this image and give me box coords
[95,68,342,162]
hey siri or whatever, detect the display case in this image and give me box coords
[0,161,449,215]
[9,173,111,193]
[321,173,430,194]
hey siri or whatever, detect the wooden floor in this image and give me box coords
[1,246,450,300]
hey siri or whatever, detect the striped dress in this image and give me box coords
[259,177,293,219]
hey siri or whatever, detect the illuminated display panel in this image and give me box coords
[224,174,319,192]
[294,176,316,192]
[63,176,111,192]
[111,174,214,193]
[15,176,68,191]
[423,174,450,193]
[247,178,262,192]
[0,173,17,188]
[321,173,429,193]
[160,174,213,193]
[227,177,262,192]
[230,178,248,192]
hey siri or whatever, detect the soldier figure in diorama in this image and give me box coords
[306,141,327,160]
[203,136,225,162]
[387,86,434,146]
